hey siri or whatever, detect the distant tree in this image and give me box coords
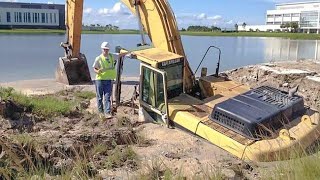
[256,28,260,32]
[113,26,119,31]
[181,28,186,31]
[280,23,285,29]
[242,22,247,30]
[234,23,238,32]
[290,22,299,32]
[211,25,221,31]
[96,24,101,27]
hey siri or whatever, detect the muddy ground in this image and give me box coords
[1,60,320,179]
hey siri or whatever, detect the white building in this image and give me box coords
[0,2,65,29]
[266,1,320,33]
[239,1,320,33]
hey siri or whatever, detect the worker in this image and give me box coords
[93,41,118,119]
[93,42,134,119]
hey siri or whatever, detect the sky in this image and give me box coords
[0,0,317,29]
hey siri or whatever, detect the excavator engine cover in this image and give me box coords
[55,54,92,85]
[210,86,305,139]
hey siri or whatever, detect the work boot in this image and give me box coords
[104,113,113,119]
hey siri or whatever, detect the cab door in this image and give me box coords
[140,63,169,124]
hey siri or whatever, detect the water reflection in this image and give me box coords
[264,38,320,61]
[0,34,319,82]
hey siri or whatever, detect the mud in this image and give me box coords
[1,60,320,179]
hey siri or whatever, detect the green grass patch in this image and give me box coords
[0,87,74,118]
[74,91,96,100]
[272,154,320,180]
[1,28,319,39]
[180,31,320,40]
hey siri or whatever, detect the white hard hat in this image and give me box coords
[101,42,110,49]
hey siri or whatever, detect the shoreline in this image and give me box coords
[0,77,139,95]
[0,29,320,40]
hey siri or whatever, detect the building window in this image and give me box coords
[267,14,273,18]
[267,22,273,25]
[6,12,11,23]
[275,14,282,17]
[41,13,45,23]
[50,13,52,23]
[300,11,318,28]
[54,13,56,23]
[283,14,290,17]
[18,12,22,22]
[46,13,48,23]
[0,14,1,22]
[28,12,31,23]
[292,13,299,17]
[274,22,281,25]
[38,13,40,23]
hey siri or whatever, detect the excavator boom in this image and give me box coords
[56,0,194,92]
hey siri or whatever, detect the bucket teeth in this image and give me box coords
[55,54,92,85]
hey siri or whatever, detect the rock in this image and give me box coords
[221,168,236,179]
[80,100,90,109]
[282,83,289,87]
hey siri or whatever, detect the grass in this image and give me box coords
[104,146,138,169]
[269,151,320,180]
[74,91,96,100]
[0,87,75,119]
[0,28,319,39]
[180,31,320,40]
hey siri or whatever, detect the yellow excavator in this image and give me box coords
[56,0,320,162]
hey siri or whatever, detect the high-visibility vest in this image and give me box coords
[96,54,116,80]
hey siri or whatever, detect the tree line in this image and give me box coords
[82,24,119,31]
[181,25,221,32]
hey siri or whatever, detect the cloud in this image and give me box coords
[82,2,137,29]
[98,2,130,16]
[82,2,235,29]
[0,0,19,2]
[84,8,93,14]
[197,13,207,20]
[208,15,222,21]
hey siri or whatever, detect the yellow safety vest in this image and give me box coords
[96,54,116,80]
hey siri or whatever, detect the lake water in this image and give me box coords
[0,34,319,82]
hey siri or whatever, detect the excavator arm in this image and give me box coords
[56,0,195,92]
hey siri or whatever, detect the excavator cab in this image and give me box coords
[133,48,184,123]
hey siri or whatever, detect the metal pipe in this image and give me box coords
[195,45,222,77]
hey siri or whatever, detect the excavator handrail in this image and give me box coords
[194,45,221,77]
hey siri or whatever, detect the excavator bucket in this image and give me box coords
[55,54,92,85]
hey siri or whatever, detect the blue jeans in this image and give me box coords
[95,80,112,114]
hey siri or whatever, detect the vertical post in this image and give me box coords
[115,47,124,109]
[315,40,318,60]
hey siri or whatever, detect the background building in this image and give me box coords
[266,1,320,33]
[239,1,320,33]
[0,2,65,29]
